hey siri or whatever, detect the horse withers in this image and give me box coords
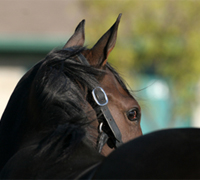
[0,14,142,179]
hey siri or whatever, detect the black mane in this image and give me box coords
[0,47,130,171]
[33,47,104,159]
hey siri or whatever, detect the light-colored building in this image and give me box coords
[0,0,84,117]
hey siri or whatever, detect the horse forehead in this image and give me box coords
[100,69,128,97]
[100,69,140,110]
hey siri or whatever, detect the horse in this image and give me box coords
[0,14,142,179]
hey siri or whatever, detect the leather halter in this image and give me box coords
[77,53,123,152]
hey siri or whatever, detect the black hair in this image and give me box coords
[20,47,131,160]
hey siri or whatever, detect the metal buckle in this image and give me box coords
[92,87,108,106]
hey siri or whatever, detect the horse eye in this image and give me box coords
[127,108,139,121]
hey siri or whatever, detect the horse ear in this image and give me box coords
[91,14,122,67]
[63,20,85,49]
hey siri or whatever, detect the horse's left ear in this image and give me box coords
[63,20,85,49]
[91,14,122,67]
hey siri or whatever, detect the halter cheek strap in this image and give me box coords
[76,53,123,152]
[92,87,123,148]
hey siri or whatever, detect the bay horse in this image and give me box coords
[0,14,142,179]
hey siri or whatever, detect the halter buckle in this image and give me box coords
[92,87,108,106]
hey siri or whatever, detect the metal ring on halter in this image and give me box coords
[99,122,103,133]
[92,87,108,106]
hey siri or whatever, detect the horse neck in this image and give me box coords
[62,140,103,179]
[0,62,43,171]
[0,140,104,179]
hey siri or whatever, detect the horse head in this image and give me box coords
[62,13,142,155]
[0,14,142,178]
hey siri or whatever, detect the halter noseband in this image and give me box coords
[77,53,123,153]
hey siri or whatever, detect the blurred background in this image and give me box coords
[1,0,200,134]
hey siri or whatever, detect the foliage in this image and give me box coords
[82,0,200,122]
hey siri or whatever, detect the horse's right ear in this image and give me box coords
[63,20,85,49]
